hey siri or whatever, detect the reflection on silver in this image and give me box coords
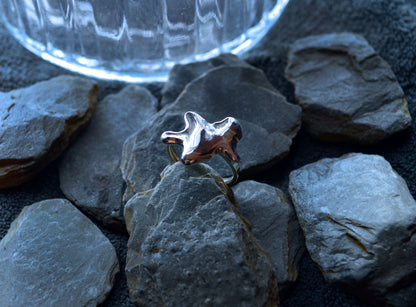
[161,111,242,185]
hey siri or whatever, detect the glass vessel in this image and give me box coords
[0,0,289,82]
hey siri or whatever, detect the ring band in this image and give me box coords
[161,111,242,186]
[167,143,240,186]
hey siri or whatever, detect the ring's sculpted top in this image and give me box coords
[161,111,242,165]
[161,111,242,185]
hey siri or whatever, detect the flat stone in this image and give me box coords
[59,85,157,228]
[121,66,301,198]
[232,180,305,293]
[121,111,181,202]
[0,75,97,188]
[124,162,278,306]
[0,199,119,306]
[161,53,251,107]
[289,153,416,306]
[285,32,411,144]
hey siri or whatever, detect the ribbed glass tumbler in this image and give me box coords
[0,0,289,82]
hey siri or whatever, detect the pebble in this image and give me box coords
[232,180,305,293]
[121,65,301,199]
[124,162,278,306]
[0,199,119,306]
[161,53,250,107]
[289,153,416,306]
[0,75,97,188]
[59,85,158,227]
[285,32,411,143]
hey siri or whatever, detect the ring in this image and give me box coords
[161,111,242,186]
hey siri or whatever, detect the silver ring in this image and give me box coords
[161,111,242,186]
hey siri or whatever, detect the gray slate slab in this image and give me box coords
[289,153,416,306]
[124,162,278,306]
[285,32,411,144]
[232,180,305,293]
[59,85,158,228]
[161,53,251,107]
[0,75,97,188]
[121,65,301,199]
[0,199,119,306]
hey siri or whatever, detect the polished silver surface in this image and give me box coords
[161,111,242,185]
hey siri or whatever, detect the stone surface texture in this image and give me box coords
[161,53,250,107]
[122,65,301,199]
[124,162,278,306]
[285,32,411,144]
[0,75,97,188]
[59,85,158,227]
[289,153,416,306]
[232,180,305,292]
[0,199,119,306]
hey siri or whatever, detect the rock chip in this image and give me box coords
[0,75,97,188]
[289,153,416,306]
[285,32,411,144]
[232,180,305,293]
[124,162,278,306]
[0,199,119,306]
[121,66,301,198]
[161,53,250,107]
[59,85,157,227]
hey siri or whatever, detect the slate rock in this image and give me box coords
[161,53,251,107]
[59,85,158,227]
[121,66,301,198]
[124,162,278,306]
[121,111,180,202]
[0,75,97,188]
[285,32,411,144]
[232,180,305,293]
[0,199,119,306]
[288,153,416,306]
